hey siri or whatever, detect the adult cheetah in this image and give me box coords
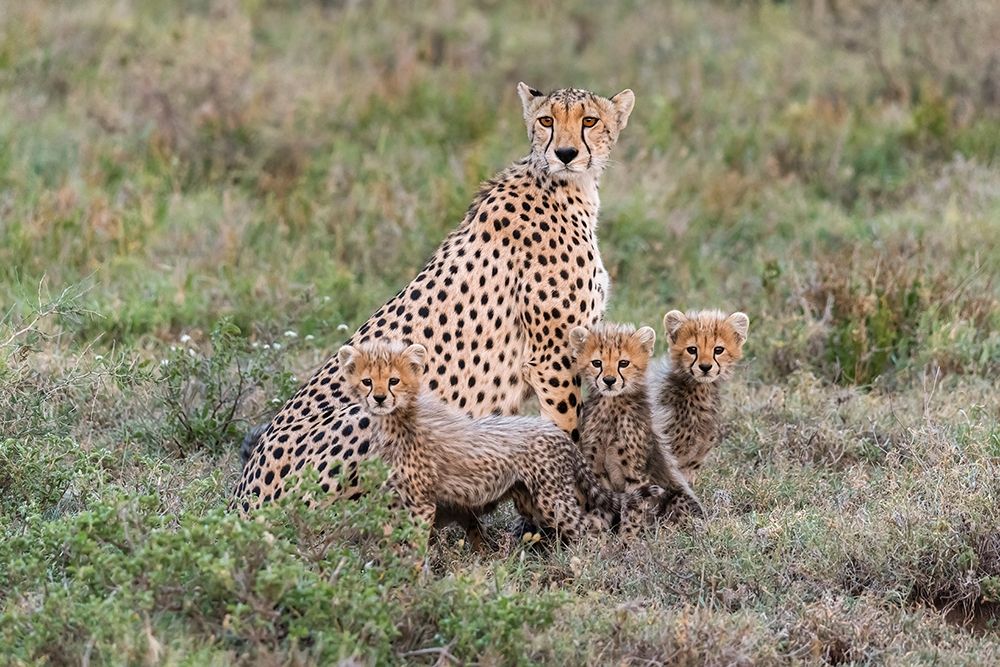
[234,83,636,512]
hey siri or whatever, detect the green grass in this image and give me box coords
[2,0,999,663]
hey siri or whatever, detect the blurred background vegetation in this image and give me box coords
[1,1,999,663]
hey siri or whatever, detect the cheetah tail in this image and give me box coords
[239,422,269,467]
[655,485,706,520]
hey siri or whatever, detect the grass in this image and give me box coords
[2,0,999,663]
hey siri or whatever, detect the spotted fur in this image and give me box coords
[233,83,635,514]
[650,310,749,483]
[339,341,661,542]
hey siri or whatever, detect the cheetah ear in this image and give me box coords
[610,89,635,131]
[727,312,750,344]
[402,343,427,374]
[517,82,544,114]
[568,326,590,355]
[663,310,687,343]
[634,326,656,356]
[337,345,358,371]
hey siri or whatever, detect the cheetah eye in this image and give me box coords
[685,346,697,355]
[538,116,553,128]
[714,346,725,355]
[582,116,598,128]
[618,360,630,368]
[361,378,372,387]
[591,359,602,368]
[388,377,400,386]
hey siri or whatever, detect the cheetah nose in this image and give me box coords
[554,147,579,164]
[602,376,617,387]
[698,364,713,374]
[373,394,387,404]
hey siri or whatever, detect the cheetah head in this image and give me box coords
[570,322,656,397]
[338,341,426,415]
[663,310,749,384]
[517,83,635,178]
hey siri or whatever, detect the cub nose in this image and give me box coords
[554,147,579,164]
[373,394,387,404]
[698,364,713,374]
[602,376,617,387]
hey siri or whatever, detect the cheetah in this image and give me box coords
[235,83,636,513]
[650,309,750,483]
[570,322,702,524]
[338,340,661,542]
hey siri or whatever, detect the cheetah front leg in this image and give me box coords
[524,354,582,441]
[389,472,437,536]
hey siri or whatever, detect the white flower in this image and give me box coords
[337,323,349,332]
[272,342,282,350]
[270,398,281,404]
[179,334,192,344]
[263,344,270,350]
[323,296,332,302]
[188,348,197,357]
[304,334,315,342]
[283,330,298,338]
[160,359,169,366]
[251,341,259,349]
[94,355,104,361]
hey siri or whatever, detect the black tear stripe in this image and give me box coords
[580,104,593,169]
[542,126,554,172]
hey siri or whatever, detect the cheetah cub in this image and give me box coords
[338,340,661,543]
[651,310,749,483]
[571,322,702,523]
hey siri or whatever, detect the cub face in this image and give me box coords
[338,341,426,415]
[663,310,749,384]
[570,323,656,397]
[517,82,635,178]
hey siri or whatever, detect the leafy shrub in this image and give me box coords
[0,459,570,665]
[154,319,296,456]
[0,463,415,664]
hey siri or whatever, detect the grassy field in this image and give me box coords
[2,0,1000,663]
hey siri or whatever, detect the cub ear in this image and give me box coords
[634,326,656,356]
[337,345,359,371]
[402,343,427,373]
[663,310,687,342]
[568,326,590,355]
[517,82,544,114]
[727,312,750,344]
[610,89,635,130]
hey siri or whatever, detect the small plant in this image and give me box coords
[155,319,295,456]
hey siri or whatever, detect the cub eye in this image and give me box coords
[388,378,400,386]
[714,346,725,355]
[591,359,602,368]
[361,378,372,387]
[685,346,698,355]
[582,116,598,127]
[618,360,630,368]
[538,116,553,128]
